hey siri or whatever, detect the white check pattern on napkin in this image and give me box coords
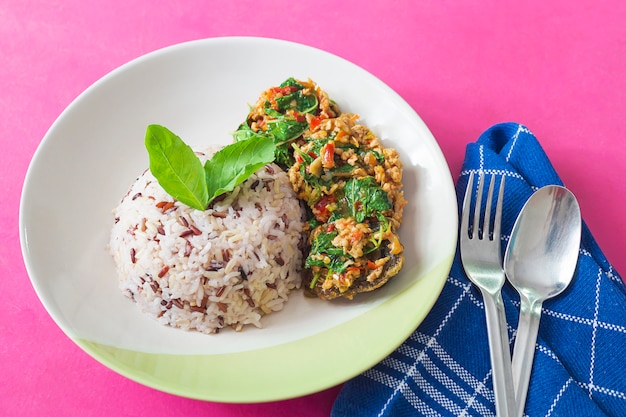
[331,123,626,417]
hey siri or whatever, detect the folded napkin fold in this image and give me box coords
[332,123,626,417]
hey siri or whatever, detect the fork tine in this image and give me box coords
[459,172,514,417]
[493,175,505,242]
[461,171,474,239]
[483,174,496,240]
[473,172,485,239]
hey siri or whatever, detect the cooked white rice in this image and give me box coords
[109,152,305,334]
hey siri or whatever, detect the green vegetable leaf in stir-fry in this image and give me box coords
[344,176,393,223]
[232,78,406,300]
[274,77,319,113]
[232,78,320,169]
[264,110,309,143]
[305,229,352,277]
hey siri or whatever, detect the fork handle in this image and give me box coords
[482,290,517,417]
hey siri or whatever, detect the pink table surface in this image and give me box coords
[2,1,625,415]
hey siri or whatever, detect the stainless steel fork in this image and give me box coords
[460,172,516,417]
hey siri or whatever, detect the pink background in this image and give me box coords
[2,1,625,416]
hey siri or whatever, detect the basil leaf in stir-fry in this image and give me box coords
[344,176,393,223]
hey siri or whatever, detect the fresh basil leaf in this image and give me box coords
[233,121,296,168]
[204,137,276,204]
[145,124,208,210]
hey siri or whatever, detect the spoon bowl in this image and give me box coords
[504,185,581,417]
[506,185,581,301]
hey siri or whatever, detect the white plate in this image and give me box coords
[19,37,457,402]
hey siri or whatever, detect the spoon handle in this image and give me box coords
[482,290,517,417]
[512,298,543,417]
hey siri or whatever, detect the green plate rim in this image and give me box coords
[75,253,454,403]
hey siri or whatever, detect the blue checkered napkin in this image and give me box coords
[331,123,626,417]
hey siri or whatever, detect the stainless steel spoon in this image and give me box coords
[504,185,581,417]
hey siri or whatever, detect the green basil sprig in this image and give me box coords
[204,134,276,203]
[145,124,276,210]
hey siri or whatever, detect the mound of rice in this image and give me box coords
[109,152,305,334]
